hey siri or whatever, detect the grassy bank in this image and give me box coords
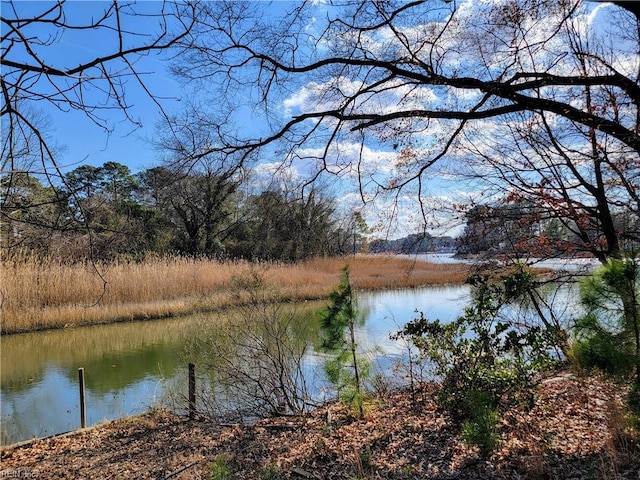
[1,254,468,334]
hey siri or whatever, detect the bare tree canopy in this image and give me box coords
[1,0,195,175]
[1,0,638,260]
[169,0,638,256]
[175,1,638,157]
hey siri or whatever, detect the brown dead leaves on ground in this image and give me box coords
[1,373,638,479]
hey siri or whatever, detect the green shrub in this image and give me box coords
[400,268,561,450]
[208,454,233,480]
[461,391,500,452]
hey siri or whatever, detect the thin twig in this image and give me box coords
[163,461,198,480]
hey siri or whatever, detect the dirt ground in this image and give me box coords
[1,373,639,479]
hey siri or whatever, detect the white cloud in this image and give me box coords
[252,161,301,191]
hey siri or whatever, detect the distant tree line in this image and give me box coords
[457,200,639,259]
[369,233,457,254]
[0,161,366,262]
[369,199,639,259]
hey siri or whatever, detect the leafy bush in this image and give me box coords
[400,269,562,449]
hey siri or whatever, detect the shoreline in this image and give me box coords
[1,281,468,337]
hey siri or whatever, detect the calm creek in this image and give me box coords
[1,284,470,445]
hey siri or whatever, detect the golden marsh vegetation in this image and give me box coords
[1,254,468,334]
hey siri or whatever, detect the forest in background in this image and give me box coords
[1,163,363,262]
[6,160,627,263]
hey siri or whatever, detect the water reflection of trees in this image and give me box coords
[1,317,194,395]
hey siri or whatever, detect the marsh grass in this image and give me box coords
[1,253,468,334]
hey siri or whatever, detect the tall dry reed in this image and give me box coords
[1,252,468,334]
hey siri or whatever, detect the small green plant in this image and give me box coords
[460,391,500,452]
[208,454,233,480]
[259,462,281,480]
[320,266,369,417]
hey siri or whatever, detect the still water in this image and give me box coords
[1,285,470,445]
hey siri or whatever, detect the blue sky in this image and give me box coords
[2,1,188,174]
[3,2,318,176]
[54,79,182,174]
[3,0,628,238]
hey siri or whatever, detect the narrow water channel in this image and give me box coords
[1,285,470,445]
